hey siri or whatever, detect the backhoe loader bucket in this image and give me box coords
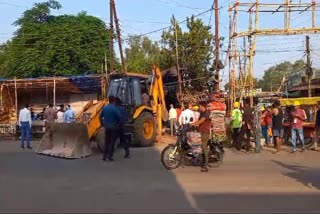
[36,123,92,159]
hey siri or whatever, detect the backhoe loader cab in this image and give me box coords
[97,72,157,148]
[107,73,150,108]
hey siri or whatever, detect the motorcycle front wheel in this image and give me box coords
[161,145,182,170]
[209,145,224,168]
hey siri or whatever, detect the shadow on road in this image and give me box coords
[192,192,320,213]
[272,160,320,190]
[0,141,195,213]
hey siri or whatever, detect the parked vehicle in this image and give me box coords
[161,122,224,170]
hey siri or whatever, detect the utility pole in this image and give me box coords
[174,19,182,94]
[214,0,220,92]
[306,35,312,97]
[112,0,126,72]
[109,0,114,73]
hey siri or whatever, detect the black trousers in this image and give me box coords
[103,128,116,160]
[115,128,130,156]
[239,124,251,151]
[232,128,241,150]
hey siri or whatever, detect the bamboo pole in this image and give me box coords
[14,77,18,124]
[175,19,182,94]
[312,0,316,28]
[53,76,56,108]
[228,3,233,114]
[250,0,259,106]
[234,27,320,37]
[0,84,3,107]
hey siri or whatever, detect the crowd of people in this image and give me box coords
[19,103,76,149]
[231,98,310,154]
[168,103,201,136]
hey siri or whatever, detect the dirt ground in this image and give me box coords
[1,136,320,213]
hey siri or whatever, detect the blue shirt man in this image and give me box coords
[100,100,121,129]
[64,105,76,123]
[100,96,121,161]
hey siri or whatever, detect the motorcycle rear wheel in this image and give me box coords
[209,146,224,168]
[161,145,182,170]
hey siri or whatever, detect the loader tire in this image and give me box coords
[133,111,156,147]
[96,127,105,152]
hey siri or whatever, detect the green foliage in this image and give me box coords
[124,15,214,88]
[161,15,214,90]
[125,35,161,73]
[0,1,110,78]
[259,60,305,91]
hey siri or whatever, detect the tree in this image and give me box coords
[0,1,110,78]
[161,15,214,90]
[258,60,305,91]
[125,35,161,73]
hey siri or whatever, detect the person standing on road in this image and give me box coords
[260,106,267,143]
[231,102,242,151]
[44,103,57,123]
[64,104,76,123]
[99,96,121,162]
[252,98,262,153]
[30,108,37,121]
[178,103,194,125]
[193,106,200,122]
[291,101,307,153]
[191,101,211,172]
[115,97,130,159]
[19,104,32,149]
[169,104,178,136]
[313,101,320,151]
[272,100,284,154]
[239,98,253,153]
[56,104,65,123]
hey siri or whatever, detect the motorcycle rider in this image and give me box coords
[191,101,211,172]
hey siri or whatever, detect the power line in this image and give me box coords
[139,7,215,37]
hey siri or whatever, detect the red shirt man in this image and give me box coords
[292,107,307,129]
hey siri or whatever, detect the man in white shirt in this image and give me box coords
[179,103,195,125]
[193,105,200,122]
[169,104,178,136]
[56,104,65,123]
[19,104,32,149]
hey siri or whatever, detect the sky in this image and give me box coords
[0,0,320,86]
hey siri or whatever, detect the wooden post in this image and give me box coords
[312,0,315,28]
[112,0,126,73]
[109,0,114,73]
[53,76,56,107]
[0,84,3,107]
[214,0,220,91]
[45,83,48,103]
[14,77,18,124]
[175,19,182,94]
[306,35,312,97]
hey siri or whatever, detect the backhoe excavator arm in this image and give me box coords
[149,66,169,140]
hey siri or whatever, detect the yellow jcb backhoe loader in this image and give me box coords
[36,66,168,158]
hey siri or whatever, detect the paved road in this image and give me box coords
[1,137,320,213]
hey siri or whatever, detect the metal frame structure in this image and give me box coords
[228,0,319,111]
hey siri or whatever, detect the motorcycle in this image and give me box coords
[161,122,224,170]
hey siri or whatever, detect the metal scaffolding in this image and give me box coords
[228,0,320,110]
